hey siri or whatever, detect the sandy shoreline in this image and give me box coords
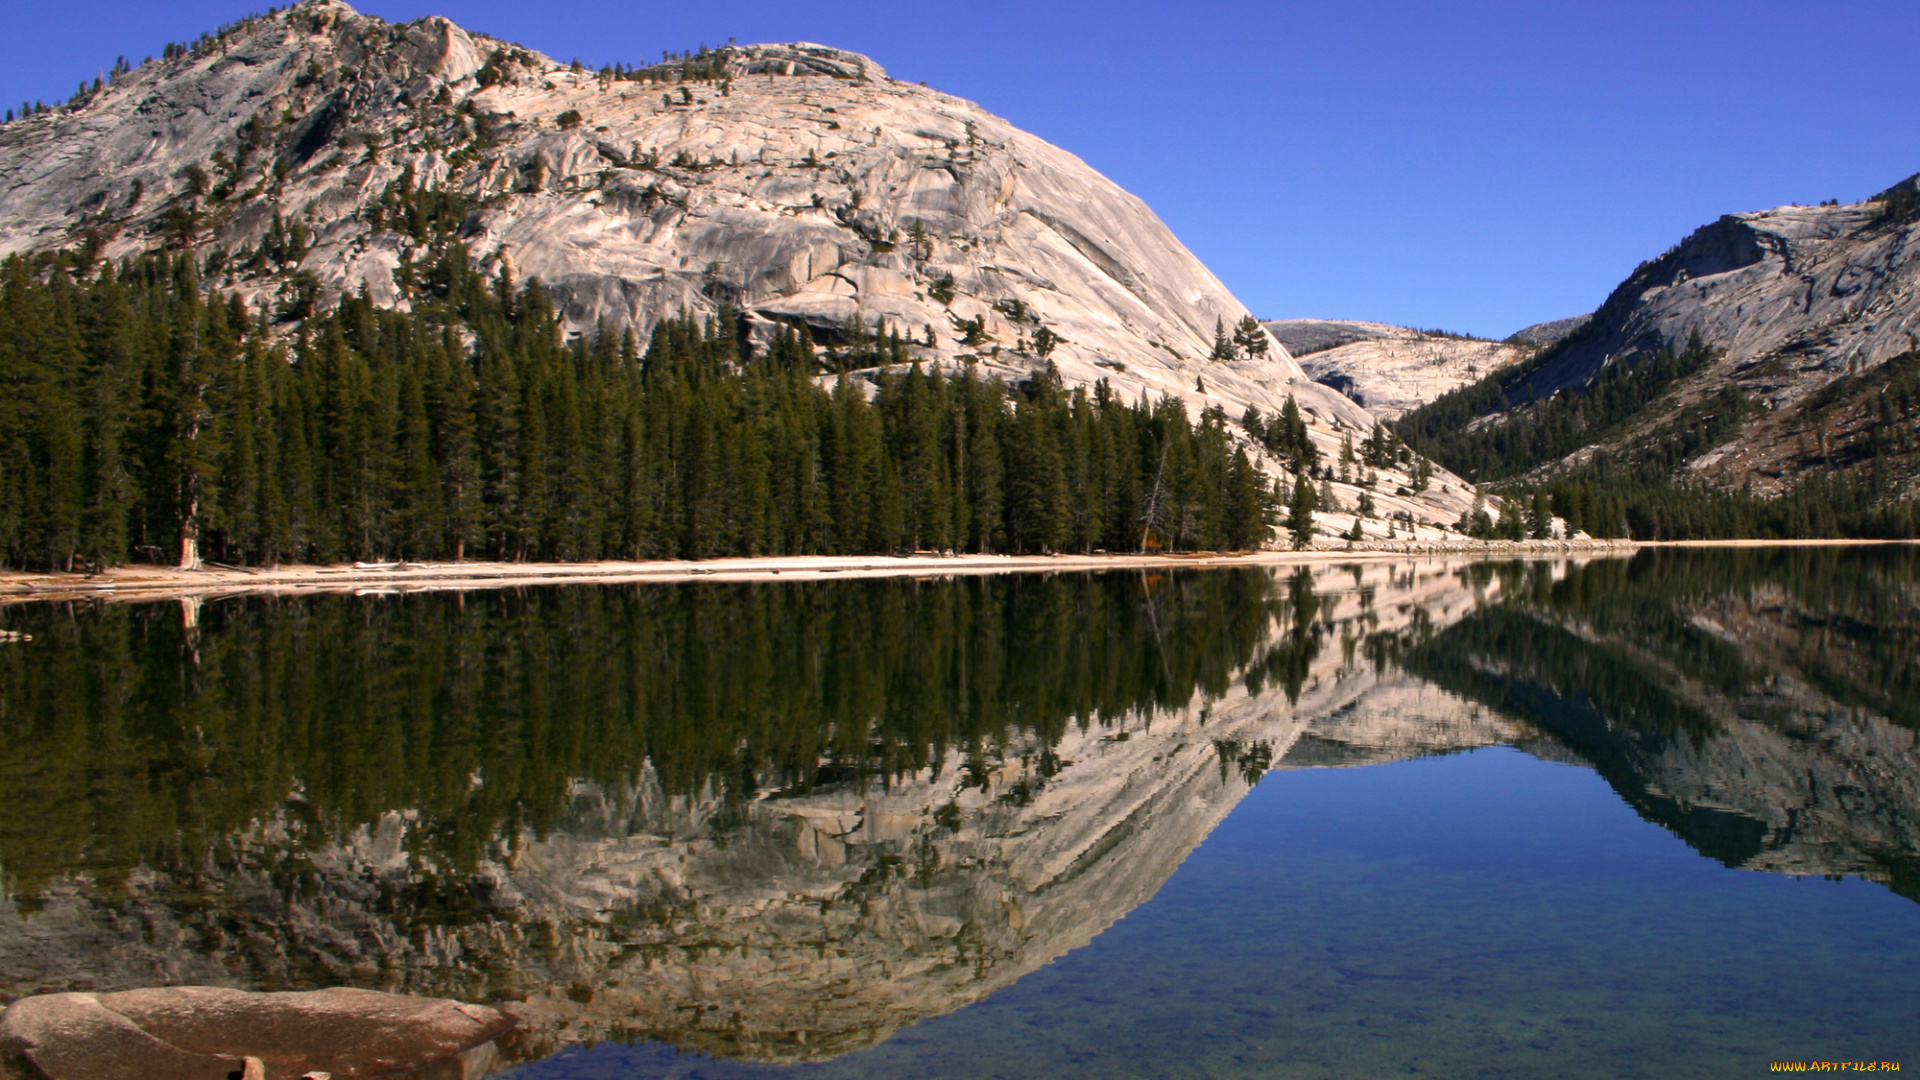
[0,538,1907,605]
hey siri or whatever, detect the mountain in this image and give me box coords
[0,0,1501,544]
[1264,319,1535,419]
[1508,182,1919,409]
[0,4,1385,434]
[1393,175,1920,533]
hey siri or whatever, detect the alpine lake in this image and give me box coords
[3,547,1918,1079]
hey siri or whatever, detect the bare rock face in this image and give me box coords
[1265,319,1535,418]
[1507,313,1590,348]
[0,986,515,1080]
[1413,182,1920,494]
[0,0,1382,446]
[1508,190,1920,408]
[1262,319,1400,357]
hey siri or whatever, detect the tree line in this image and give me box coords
[1396,323,1920,541]
[0,246,1280,571]
[1393,334,1721,484]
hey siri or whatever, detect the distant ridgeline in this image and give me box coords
[0,568,1319,900]
[0,247,1277,571]
[1394,329,1920,540]
[1392,177,1920,543]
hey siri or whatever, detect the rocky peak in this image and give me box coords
[1395,176,1920,502]
[1506,313,1590,348]
[1507,191,1920,407]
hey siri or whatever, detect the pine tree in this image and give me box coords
[1210,317,1235,362]
[959,362,1004,552]
[1274,394,1317,470]
[1223,447,1266,550]
[426,324,480,559]
[1231,315,1268,360]
[1286,473,1316,549]
[75,264,139,565]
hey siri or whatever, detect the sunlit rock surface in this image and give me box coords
[1512,190,1920,406]
[1264,320,1534,419]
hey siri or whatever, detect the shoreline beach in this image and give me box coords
[1,538,1905,605]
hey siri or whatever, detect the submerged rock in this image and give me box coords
[0,987,515,1080]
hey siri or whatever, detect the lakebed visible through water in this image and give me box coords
[2,548,1917,1078]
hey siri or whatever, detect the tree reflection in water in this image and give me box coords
[1,546,1917,1068]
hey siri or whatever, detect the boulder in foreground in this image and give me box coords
[0,986,517,1080]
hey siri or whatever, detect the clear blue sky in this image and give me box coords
[5,0,1916,337]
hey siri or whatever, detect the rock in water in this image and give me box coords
[0,0,1370,439]
[0,987,516,1080]
[0,994,243,1080]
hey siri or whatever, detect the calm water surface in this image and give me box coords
[2,548,1917,1078]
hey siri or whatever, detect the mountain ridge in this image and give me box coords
[1391,175,1920,536]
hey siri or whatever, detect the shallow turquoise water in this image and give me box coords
[506,745,1920,1079]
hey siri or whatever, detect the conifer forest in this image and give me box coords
[0,247,1277,571]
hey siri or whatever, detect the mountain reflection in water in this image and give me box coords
[1,547,1917,1069]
